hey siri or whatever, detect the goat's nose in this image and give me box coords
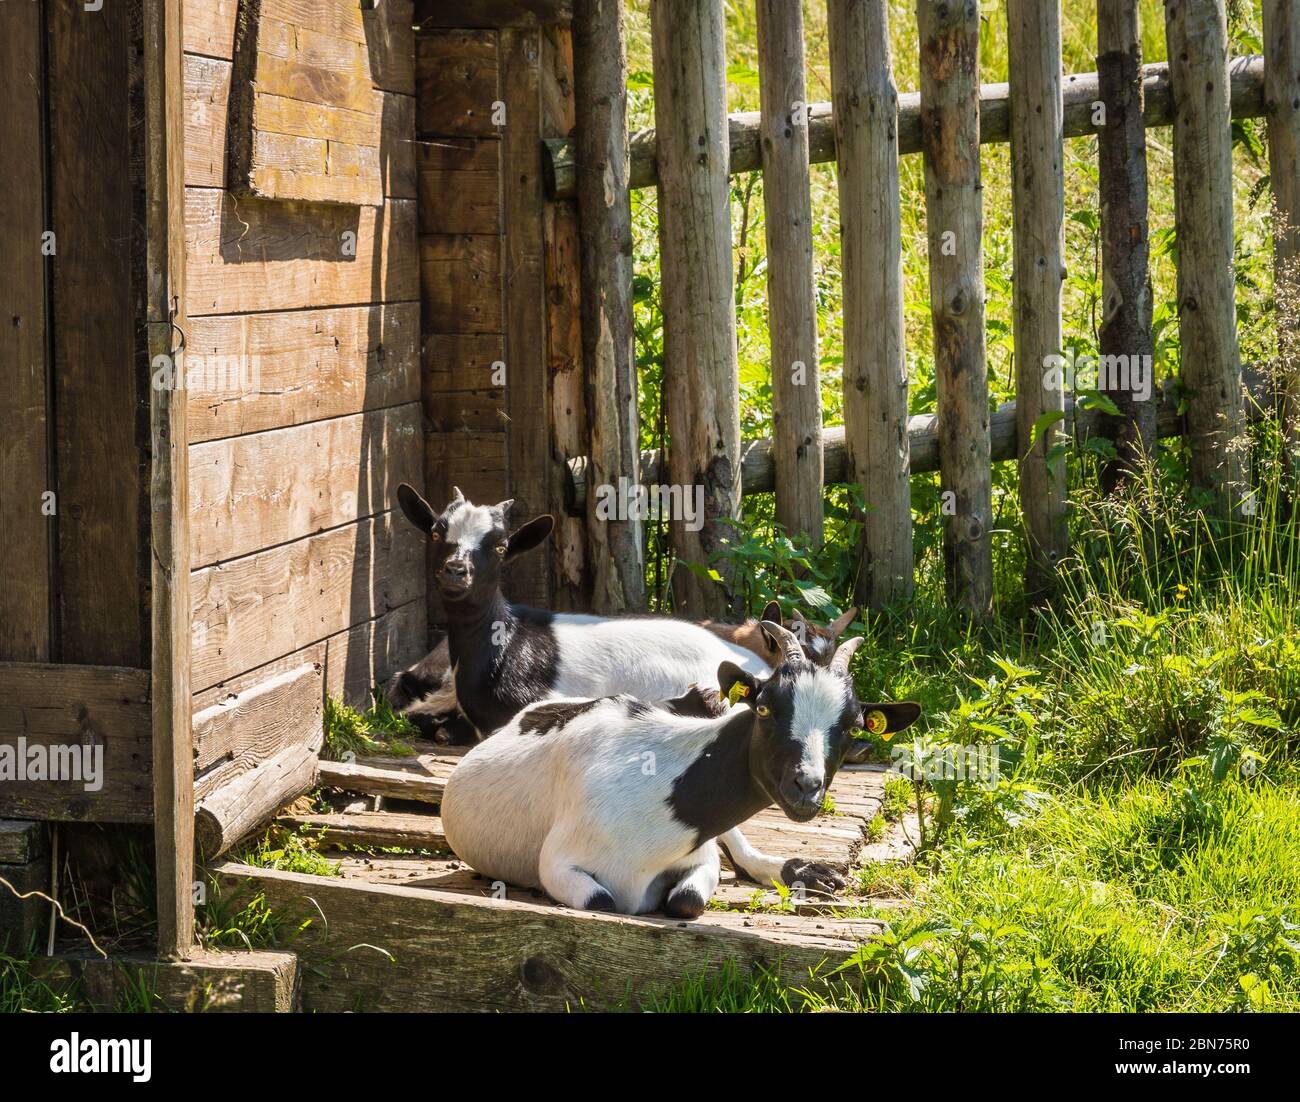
[442,560,469,578]
[792,767,822,798]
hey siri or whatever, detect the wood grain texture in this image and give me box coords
[1265,0,1300,463]
[189,402,423,567]
[828,0,913,609]
[415,138,501,234]
[419,234,504,334]
[1008,0,1068,598]
[193,661,322,774]
[1097,0,1158,486]
[415,30,500,138]
[651,0,742,617]
[214,861,870,1010]
[190,512,424,692]
[197,740,319,857]
[318,759,445,805]
[1164,0,1247,514]
[48,0,150,667]
[0,663,152,823]
[185,189,418,315]
[276,810,447,851]
[184,54,416,197]
[757,0,823,547]
[324,597,426,705]
[183,0,414,94]
[186,302,420,443]
[572,0,645,614]
[0,820,47,866]
[918,0,993,621]
[0,6,50,663]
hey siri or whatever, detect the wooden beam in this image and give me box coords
[1009,0,1068,598]
[1265,0,1300,466]
[542,56,1268,200]
[193,663,323,777]
[276,810,448,851]
[757,0,823,547]
[650,0,741,617]
[414,0,573,27]
[828,0,912,609]
[197,741,319,858]
[572,0,646,613]
[0,820,48,865]
[213,861,872,1011]
[145,0,194,962]
[0,3,51,663]
[1097,0,1158,487]
[1164,0,1247,516]
[0,663,152,823]
[318,759,446,805]
[561,373,1270,509]
[918,0,992,621]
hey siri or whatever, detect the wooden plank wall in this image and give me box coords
[182,0,426,759]
[415,14,556,619]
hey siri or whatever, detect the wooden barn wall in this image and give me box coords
[416,15,577,618]
[181,0,426,765]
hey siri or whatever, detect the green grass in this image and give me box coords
[322,688,417,760]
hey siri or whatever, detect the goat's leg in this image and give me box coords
[662,861,720,920]
[718,826,846,896]
[539,836,619,913]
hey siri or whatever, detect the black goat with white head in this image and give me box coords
[440,623,921,917]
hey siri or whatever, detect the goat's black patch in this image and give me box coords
[661,685,728,719]
[518,698,600,735]
[664,886,707,920]
[667,709,769,849]
[583,886,616,912]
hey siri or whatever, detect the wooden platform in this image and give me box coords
[218,741,911,1010]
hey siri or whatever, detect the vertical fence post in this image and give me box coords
[1164,0,1247,515]
[1008,0,1068,599]
[918,0,992,620]
[829,0,913,608]
[1097,0,1158,488]
[650,0,742,617]
[1265,0,1300,472]
[573,0,646,613]
[757,0,823,547]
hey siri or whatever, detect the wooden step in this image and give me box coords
[276,810,448,852]
[317,760,446,805]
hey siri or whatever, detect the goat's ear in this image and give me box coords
[858,701,921,736]
[760,600,782,625]
[506,514,554,559]
[828,606,859,639]
[717,662,760,708]
[397,483,437,534]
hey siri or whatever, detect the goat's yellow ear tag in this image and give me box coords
[865,709,890,738]
[727,681,750,706]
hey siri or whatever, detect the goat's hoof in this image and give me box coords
[663,887,707,920]
[780,859,846,895]
[583,887,617,912]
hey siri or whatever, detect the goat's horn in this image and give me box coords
[830,635,866,674]
[760,621,804,662]
[450,485,465,503]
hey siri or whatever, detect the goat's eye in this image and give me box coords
[756,704,771,718]
[495,543,507,555]
[430,531,441,542]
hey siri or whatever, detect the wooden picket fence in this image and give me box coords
[550,0,1300,621]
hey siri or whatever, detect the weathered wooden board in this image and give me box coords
[0,664,152,823]
[424,432,509,505]
[415,138,501,234]
[186,302,420,443]
[324,598,427,704]
[31,949,299,1012]
[192,638,326,713]
[413,0,573,28]
[198,740,320,856]
[0,820,47,866]
[418,234,504,334]
[318,759,445,805]
[184,0,415,92]
[189,402,423,567]
[214,861,871,1011]
[184,54,416,197]
[0,4,51,663]
[190,512,425,691]
[193,661,322,774]
[48,0,149,668]
[185,189,418,316]
[277,810,448,851]
[415,30,500,138]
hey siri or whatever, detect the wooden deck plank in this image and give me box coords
[276,810,448,851]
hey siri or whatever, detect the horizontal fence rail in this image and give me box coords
[563,373,1274,514]
[544,56,1266,199]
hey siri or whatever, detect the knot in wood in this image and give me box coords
[520,955,563,994]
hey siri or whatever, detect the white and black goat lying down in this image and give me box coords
[394,482,894,890]
[441,624,921,917]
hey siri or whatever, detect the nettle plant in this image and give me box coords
[897,658,1049,848]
